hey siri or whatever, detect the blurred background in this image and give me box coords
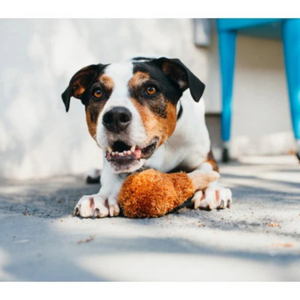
[0,19,297,179]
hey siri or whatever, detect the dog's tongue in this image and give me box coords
[135,148,142,159]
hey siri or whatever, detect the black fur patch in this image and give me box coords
[88,97,107,123]
[61,64,108,112]
[177,101,183,120]
[131,57,153,61]
[132,62,183,105]
[65,66,113,126]
[145,96,168,119]
[129,58,205,120]
[62,58,204,126]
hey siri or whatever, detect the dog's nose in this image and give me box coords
[102,106,132,133]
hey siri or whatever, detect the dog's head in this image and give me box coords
[62,57,205,173]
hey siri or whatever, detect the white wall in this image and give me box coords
[232,35,294,157]
[0,19,296,179]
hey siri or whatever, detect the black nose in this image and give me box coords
[102,106,132,133]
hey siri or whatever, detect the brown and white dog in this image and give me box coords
[62,57,232,218]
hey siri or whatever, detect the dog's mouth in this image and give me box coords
[105,138,158,162]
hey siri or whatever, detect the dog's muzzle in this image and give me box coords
[105,138,159,173]
[101,106,158,173]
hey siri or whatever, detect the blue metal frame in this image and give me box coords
[282,19,300,140]
[216,18,300,160]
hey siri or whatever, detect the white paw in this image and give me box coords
[192,187,232,210]
[73,194,120,218]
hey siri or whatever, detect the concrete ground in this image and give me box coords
[0,156,299,281]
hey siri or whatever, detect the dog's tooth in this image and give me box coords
[130,145,136,152]
[107,146,113,153]
[119,153,124,156]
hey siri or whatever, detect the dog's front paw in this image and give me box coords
[192,186,232,210]
[73,194,120,218]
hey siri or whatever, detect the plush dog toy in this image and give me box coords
[118,169,219,218]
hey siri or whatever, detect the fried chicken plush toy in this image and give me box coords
[118,169,219,218]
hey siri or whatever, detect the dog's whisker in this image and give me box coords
[166,140,176,151]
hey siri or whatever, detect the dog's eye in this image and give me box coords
[145,86,157,96]
[93,88,103,99]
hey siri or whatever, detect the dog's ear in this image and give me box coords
[154,57,205,102]
[61,64,104,112]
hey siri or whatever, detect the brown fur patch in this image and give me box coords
[98,74,114,90]
[128,71,150,89]
[86,97,108,140]
[85,75,114,140]
[71,68,100,99]
[129,71,177,144]
[86,108,97,139]
[131,98,177,146]
[72,84,85,98]
[206,150,219,172]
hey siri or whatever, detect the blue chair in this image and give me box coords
[216,19,300,162]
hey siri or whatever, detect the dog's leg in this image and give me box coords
[190,161,232,210]
[73,165,122,218]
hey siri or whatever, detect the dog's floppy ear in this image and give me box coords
[61,64,105,112]
[154,57,205,102]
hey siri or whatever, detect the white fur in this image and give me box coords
[96,63,147,150]
[74,60,232,217]
[95,63,148,173]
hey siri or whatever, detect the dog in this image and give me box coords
[62,57,232,218]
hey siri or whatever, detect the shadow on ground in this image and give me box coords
[0,156,299,281]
